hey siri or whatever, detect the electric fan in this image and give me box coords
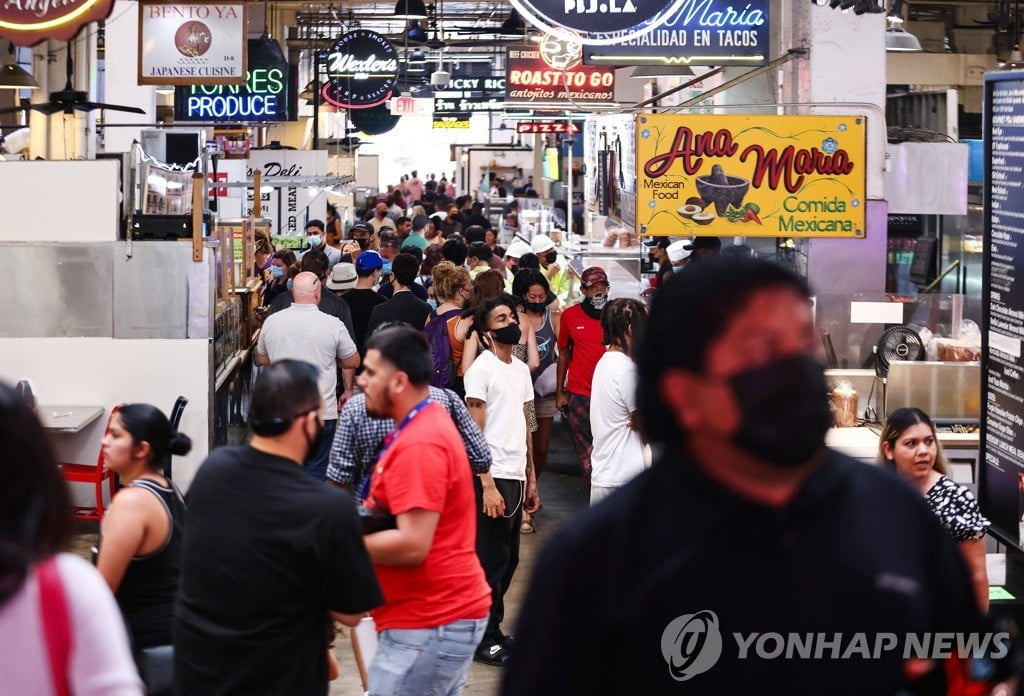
[874,325,925,377]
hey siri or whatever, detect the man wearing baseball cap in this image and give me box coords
[341,251,388,357]
[683,236,722,262]
[530,235,571,304]
[503,239,532,292]
[556,266,609,479]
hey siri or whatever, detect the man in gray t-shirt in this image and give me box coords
[257,272,361,480]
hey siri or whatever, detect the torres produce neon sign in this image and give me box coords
[179,67,286,120]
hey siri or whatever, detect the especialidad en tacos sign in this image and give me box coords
[636,114,866,238]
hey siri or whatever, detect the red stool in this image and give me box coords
[61,405,119,521]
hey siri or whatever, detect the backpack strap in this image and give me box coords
[37,556,72,696]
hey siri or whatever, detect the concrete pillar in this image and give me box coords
[788,3,888,294]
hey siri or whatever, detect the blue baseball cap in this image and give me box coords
[356,250,384,272]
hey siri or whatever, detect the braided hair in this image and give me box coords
[601,298,647,358]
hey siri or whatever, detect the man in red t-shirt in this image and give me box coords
[555,266,610,478]
[360,325,491,695]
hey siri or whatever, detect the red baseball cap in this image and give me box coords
[580,266,609,288]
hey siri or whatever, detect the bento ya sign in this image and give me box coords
[177,67,287,120]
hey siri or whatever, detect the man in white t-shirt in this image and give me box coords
[464,295,539,667]
[256,272,361,481]
[589,298,649,505]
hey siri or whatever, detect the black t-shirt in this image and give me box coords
[503,449,981,696]
[377,281,429,302]
[174,445,383,696]
[342,288,387,355]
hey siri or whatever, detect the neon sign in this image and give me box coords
[0,0,115,46]
[176,67,288,120]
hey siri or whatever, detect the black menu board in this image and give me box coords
[981,71,1024,550]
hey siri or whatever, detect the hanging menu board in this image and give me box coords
[981,71,1024,550]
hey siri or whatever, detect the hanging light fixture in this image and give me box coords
[0,41,38,90]
[408,48,427,65]
[407,20,427,43]
[499,9,525,35]
[885,0,921,52]
[394,0,428,20]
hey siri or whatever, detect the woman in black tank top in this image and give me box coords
[96,404,192,649]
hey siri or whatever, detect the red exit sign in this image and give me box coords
[516,122,580,134]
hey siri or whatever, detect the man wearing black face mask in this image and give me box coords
[465,295,539,667]
[505,258,984,696]
[176,359,382,696]
[555,267,609,479]
[530,235,572,304]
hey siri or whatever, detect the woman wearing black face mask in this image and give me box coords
[512,271,561,533]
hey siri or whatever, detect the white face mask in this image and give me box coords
[307,235,323,248]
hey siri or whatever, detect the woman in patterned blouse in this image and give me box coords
[879,407,990,611]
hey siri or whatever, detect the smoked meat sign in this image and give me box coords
[636,114,866,238]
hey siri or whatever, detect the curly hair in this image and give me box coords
[432,261,471,302]
[601,298,648,357]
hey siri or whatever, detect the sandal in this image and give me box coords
[520,519,536,534]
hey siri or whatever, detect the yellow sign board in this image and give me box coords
[636,114,866,238]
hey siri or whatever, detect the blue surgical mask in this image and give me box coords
[382,261,393,276]
[307,235,323,248]
[286,278,294,291]
[427,299,439,310]
[270,265,285,279]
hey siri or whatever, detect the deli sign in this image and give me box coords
[636,114,866,238]
[322,30,399,109]
[0,0,115,46]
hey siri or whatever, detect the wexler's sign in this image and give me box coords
[0,0,116,45]
[636,114,866,238]
[138,1,247,85]
[322,30,399,109]
[585,0,769,66]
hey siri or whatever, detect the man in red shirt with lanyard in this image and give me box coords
[358,324,491,695]
[555,267,610,478]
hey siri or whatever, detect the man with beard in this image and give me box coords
[175,360,382,695]
[359,325,491,696]
[504,258,984,695]
[555,267,609,479]
[464,296,540,667]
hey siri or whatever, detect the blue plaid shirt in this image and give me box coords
[327,386,491,497]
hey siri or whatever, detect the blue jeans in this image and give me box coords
[302,418,336,481]
[369,618,487,696]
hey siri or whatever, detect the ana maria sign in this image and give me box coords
[0,0,115,46]
[585,0,768,66]
[322,30,398,109]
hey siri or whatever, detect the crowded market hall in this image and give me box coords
[1,0,1023,693]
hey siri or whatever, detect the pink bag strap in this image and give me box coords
[37,556,72,696]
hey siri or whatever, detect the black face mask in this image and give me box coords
[543,251,557,265]
[522,300,547,314]
[728,355,831,467]
[580,301,602,319]
[356,238,370,250]
[304,419,326,463]
[492,324,522,345]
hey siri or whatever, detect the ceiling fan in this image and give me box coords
[0,42,144,117]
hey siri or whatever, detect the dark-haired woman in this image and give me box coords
[0,383,143,694]
[512,270,561,532]
[97,404,191,659]
[879,407,990,611]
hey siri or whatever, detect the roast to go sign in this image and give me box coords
[322,30,399,109]
[636,114,866,238]
[0,0,115,45]
[505,44,614,105]
[138,1,247,85]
